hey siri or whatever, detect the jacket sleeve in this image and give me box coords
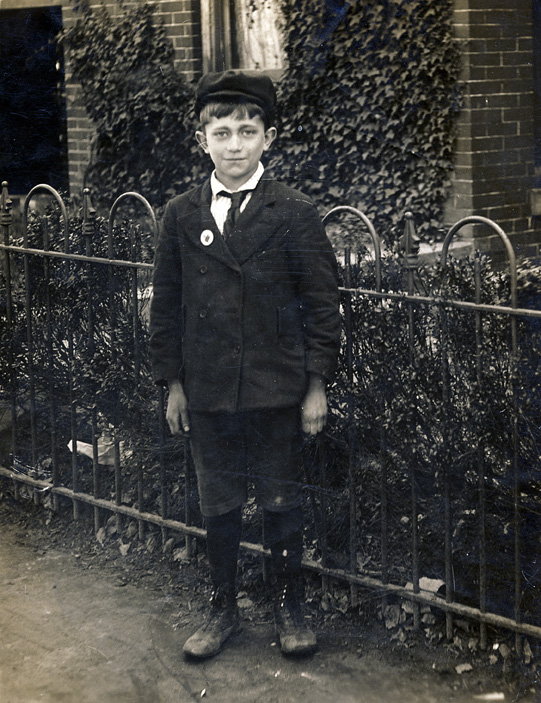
[149,200,184,384]
[287,193,341,382]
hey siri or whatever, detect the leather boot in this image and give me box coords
[273,575,317,656]
[183,585,241,659]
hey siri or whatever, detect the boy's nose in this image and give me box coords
[228,134,241,150]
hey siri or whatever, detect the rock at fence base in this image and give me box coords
[419,577,446,594]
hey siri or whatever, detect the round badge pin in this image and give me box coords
[200,229,214,247]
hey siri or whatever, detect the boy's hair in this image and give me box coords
[199,99,271,131]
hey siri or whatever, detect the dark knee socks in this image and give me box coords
[205,506,242,590]
[205,505,304,589]
[263,505,304,578]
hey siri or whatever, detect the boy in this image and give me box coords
[150,70,340,658]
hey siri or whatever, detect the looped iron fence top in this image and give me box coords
[0,180,540,648]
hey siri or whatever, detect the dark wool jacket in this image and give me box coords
[149,177,341,413]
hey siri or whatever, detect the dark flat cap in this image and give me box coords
[195,70,277,122]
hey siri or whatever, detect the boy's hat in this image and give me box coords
[195,70,276,123]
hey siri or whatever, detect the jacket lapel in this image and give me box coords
[182,181,240,270]
[181,179,281,268]
[226,179,280,265]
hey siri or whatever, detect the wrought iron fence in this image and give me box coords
[1,180,540,651]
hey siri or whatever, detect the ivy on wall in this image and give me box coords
[267,0,462,242]
[61,0,462,242]
[60,3,199,207]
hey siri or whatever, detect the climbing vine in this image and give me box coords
[59,3,200,207]
[267,0,462,242]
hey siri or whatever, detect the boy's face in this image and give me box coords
[196,115,276,191]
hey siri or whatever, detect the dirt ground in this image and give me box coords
[0,495,538,703]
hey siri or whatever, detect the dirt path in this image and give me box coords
[0,499,534,703]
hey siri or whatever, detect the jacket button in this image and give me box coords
[199,265,207,274]
[233,344,241,354]
[199,310,207,319]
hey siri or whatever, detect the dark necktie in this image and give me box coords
[219,190,249,238]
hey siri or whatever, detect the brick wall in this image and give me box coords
[447,0,541,258]
[62,0,202,199]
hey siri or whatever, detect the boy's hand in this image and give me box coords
[166,379,190,435]
[301,374,328,435]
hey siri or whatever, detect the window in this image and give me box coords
[200,0,284,75]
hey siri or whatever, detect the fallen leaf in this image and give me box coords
[498,644,511,660]
[237,597,253,609]
[455,663,473,674]
[384,604,400,629]
[524,638,533,664]
[172,547,188,562]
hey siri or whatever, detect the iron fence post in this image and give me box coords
[0,182,18,468]
[473,255,488,650]
[400,213,420,629]
[82,188,102,532]
[441,215,520,654]
[344,248,359,608]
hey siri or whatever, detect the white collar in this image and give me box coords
[210,162,264,197]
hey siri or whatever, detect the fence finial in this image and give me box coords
[399,212,426,295]
[399,212,420,264]
[1,181,13,227]
[82,187,96,239]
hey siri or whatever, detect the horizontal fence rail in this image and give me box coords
[1,181,540,651]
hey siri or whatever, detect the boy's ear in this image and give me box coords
[195,130,209,153]
[263,127,277,151]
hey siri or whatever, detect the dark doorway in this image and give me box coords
[0,6,68,194]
